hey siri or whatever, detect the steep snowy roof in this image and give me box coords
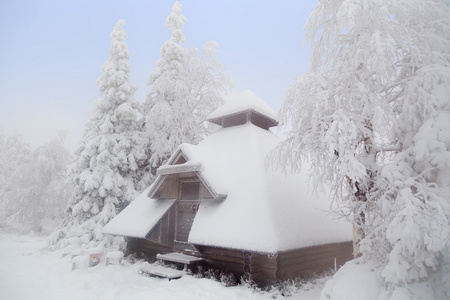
[179,123,352,253]
[207,90,278,124]
[102,186,175,238]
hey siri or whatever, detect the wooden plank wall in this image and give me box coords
[126,239,353,284]
[175,200,199,242]
[195,246,278,284]
[146,204,176,246]
[247,253,277,284]
[276,241,353,280]
[197,246,246,277]
[157,175,178,198]
[156,172,212,199]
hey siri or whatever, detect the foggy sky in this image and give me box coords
[0,0,316,150]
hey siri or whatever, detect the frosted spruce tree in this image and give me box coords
[50,20,148,249]
[274,0,450,297]
[143,1,232,171]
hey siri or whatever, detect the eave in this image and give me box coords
[156,162,202,175]
[207,109,278,128]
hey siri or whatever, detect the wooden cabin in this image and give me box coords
[103,90,353,284]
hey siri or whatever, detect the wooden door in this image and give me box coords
[175,181,200,243]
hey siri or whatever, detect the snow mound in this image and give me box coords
[321,259,444,300]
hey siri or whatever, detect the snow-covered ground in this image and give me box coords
[0,233,326,300]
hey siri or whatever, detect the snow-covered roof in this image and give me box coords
[102,186,175,238]
[178,123,351,253]
[207,90,278,125]
[105,90,351,253]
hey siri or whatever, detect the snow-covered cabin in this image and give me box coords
[104,90,353,284]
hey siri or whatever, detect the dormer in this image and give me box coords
[207,90,278,130]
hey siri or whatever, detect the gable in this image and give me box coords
[151,171,213,200]
[148,148,224,200]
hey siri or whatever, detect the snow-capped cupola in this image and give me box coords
[207,90,278,130]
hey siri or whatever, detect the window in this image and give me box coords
[180,182,200,200]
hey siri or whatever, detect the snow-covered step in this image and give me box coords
[156,252,204,271]
[156,252,204,264]
[138,265,186,280]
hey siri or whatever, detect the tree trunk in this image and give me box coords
[352,122,375,258]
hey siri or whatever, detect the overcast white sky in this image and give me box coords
[0,0,317,150]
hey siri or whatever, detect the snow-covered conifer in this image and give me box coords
[274,0,450,294]
[143,1,231,171]
[50,20,148,249]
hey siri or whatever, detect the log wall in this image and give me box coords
[276,241,353,280]
[196,245,246,276]
[126,239,353,284]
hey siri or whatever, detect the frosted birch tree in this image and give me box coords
[0,132,31,229]
[274,0,450,294]
[50,20,148,249]
[0,132,72,233]
[0,129,5,189]
[143,1,232,172]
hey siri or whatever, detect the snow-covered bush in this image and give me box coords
[195,266,237,287]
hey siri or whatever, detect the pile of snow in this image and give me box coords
[321,258,448,300]
[105,251,124,265]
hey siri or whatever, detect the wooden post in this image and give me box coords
[88,246,104,267]
[351,120,375,258]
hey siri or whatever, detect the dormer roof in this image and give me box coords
[207,90,278,130]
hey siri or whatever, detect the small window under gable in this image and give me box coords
[181,181,200,200]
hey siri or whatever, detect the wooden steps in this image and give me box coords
[156,252,204,271]
[139,252,205,280]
